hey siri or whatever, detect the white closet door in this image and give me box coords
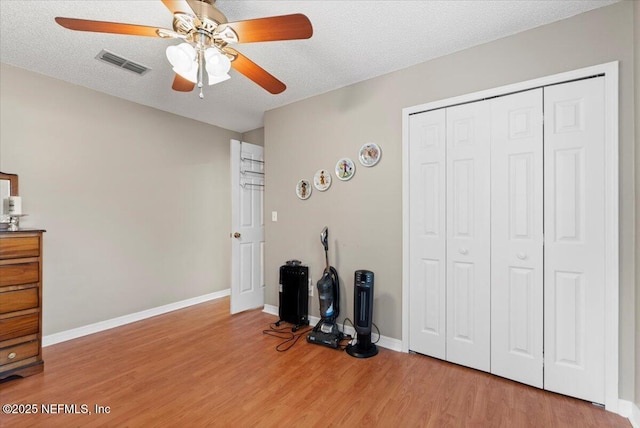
[544,77,605,404]
[408,109,447,359]
[490,89,544,387]
[446,101,491,372]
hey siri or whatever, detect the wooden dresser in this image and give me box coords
[0,229,45,380]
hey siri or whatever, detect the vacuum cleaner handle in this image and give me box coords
[320,227,328,251]
[321,227,329,272]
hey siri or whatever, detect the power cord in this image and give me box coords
[340,317,356,349]
[372,322,380,344]
[342,317,354,332]
[341,318,381,346]
[262,322,313,352]
[264,320,363,352]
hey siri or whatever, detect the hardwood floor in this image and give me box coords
[0,297,629,427]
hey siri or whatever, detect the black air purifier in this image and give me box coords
[278,261,309,331]
[346,270,378,358]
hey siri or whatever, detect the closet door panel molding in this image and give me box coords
[543,77,606,404]
[490,89,544,388]
[408,109,447,359]
[445,101,491,372]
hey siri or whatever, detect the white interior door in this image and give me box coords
[231,140,265,314]
[445,101,491,372]
[543,78,606,404]
[408,108,447,359]
[490,89,544,387]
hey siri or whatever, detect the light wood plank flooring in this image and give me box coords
[0,297,629,427]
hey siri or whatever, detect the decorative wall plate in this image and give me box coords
[335,158,355,181]
[359,142,381,167]
[296,179,312,200]
[313,169,332,191]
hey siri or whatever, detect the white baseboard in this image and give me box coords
[625,400,640,428]
[263,304,278,317]
[617,399,640,423]
[262,304,402,352]
[43,289,230,347]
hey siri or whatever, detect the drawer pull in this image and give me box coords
[7,352,17,360]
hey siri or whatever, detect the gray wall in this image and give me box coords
[264,1,636,400]
[242,128,265,147]
[0,63,241,335]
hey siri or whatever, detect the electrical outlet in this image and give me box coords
[308,278,313,297]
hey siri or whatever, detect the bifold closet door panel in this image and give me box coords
[445,101,491,372]
[543,77,606,404]
[490,89,544,388]
[408,109,447,359]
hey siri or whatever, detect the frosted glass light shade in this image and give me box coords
[204,48,231,77]
[166,43,196,81]
[173,66,198,83]
[207,73,230,86]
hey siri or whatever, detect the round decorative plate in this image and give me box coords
[296,179,312,200]
[359,142,382,167]
[313,169,332,191]
[335,158,356,181]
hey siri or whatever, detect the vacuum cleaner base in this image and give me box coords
[307,331,343,349]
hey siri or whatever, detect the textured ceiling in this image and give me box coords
[0,0,619,133]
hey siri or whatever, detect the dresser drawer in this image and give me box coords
[0,313,39,342]
[0,287,39,314]
[0,236,40,260]
[0,340,38,366]
[0,262,39,287]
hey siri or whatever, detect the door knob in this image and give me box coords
[459,248,468,255]
[517,252,527,260]
[233,232,241,238]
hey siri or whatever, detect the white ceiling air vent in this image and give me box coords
[95,49,151,76]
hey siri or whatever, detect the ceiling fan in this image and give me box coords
[55,0,313,97]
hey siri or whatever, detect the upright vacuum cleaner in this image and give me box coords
[307,227,343,349]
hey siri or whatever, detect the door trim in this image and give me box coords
[401,61,619,412]
[230,139,265,314]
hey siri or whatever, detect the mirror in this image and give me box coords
[0,172,19,225]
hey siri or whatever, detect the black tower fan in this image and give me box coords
[346,270,378,358]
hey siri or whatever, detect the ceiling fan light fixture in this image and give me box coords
[207,73,230,86]
[166,43,196,74]
[216,26,238,44]
[204,48,231,77]
[173,66,198,83]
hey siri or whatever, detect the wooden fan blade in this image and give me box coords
[227,48,286,94]
[172,74,195,92]
[220,14,312,43]
[160,0,191,15]
[55,17,166,37]
[186,0,227,23]
[162,0,203,27]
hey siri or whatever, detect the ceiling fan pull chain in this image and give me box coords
[198,48,204,99]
